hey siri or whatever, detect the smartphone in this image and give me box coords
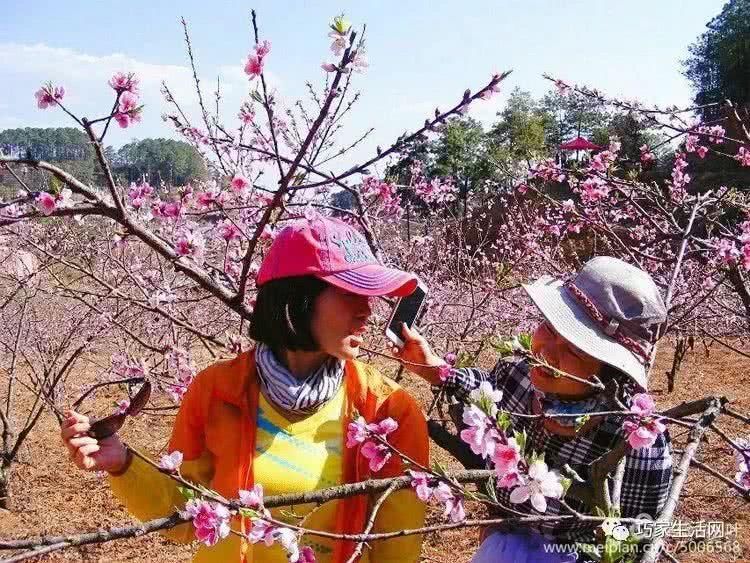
[384,279,428,347]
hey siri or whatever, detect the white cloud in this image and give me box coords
[0,42,196,96]
[0,43,253,145]
[0,42,408,171]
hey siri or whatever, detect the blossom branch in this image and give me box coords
[294,71,512,192]
[235,16,359,300]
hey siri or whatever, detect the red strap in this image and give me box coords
[564,281,652,364]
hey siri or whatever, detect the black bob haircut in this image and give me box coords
[248,276,329,351]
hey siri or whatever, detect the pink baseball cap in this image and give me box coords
[256,215,419,297]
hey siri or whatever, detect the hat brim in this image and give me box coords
[523,276,648,389]
[319,264,418,297]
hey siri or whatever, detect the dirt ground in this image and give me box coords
[1,339,749,562]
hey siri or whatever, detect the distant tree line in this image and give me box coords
[0,128,207,194]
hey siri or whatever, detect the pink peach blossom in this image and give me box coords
[34,85,64,109]
[492,437,522,476]
[360,440,391,472]
[346,417,369,447]
[408,471,435,502]
[109,72,139,94]
[736,146,750,167]
[35,192,57,215]
[630,393,656,417]
[181,499,230,546]
[231,175,251,195]
[115,399,130,415]
[239,484,264,509]
[158,451,183,473]
[432,483,466,522]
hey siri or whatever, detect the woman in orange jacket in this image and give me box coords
[61,215,429,562]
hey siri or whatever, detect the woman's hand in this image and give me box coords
[61,410,130,474]
[391,323,447,385]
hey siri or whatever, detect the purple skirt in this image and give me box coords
[471,531,579,563]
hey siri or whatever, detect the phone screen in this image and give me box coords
[387,285,427,338]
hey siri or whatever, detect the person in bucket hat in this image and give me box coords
[395,256,672,563]
[523,255,666,391]
[62,214,429,562]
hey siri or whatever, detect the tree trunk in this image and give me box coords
[0,461,11,510]
[667,336,689,393]
[727,264,750,330]
[406,200,411,243]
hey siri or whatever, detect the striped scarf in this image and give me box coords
[254,343,344,414]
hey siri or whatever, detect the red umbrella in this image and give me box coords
[559,136,603,151]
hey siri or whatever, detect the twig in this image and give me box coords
[345,481,399,562]
[689,457,750,499]
[0,514,190,562]
[698,330,750,360]
[723,406,750,425]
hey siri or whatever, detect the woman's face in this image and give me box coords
[311,285,372,360]
[529,321,603,398]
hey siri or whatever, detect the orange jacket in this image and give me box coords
[120,351,428,561]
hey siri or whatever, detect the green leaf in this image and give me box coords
[602,537,617,563]
[278,508,301,521]
[528,450,544,465]
[559,476,572,494]
[517,333,532,350]
[177,486,196,501]
[489,336,514,357]
[238,507,259,518]
[477,395,495,415]
[602,536,631,563]
[484,478,499,503]
[513,429,527,454]
[331,14,351,34]
[496,411,511,432]
[489,333,532,357]
[196,484,214,496]
[48,175,62,195]
[431,460,449,477]
[575,414,591,432]
[465,490,492,503]
[454,350,476,368]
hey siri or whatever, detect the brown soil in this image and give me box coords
[1,340,749,562]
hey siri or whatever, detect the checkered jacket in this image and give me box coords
[444,357,673,544]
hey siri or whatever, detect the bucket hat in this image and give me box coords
[523,256,666,389]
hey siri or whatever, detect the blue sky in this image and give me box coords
[0,1,725,169]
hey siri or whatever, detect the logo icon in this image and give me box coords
[602,518,631,541]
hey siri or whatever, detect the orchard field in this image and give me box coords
[1,343,749,562]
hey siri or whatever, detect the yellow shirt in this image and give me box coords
[251,387,345,561]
